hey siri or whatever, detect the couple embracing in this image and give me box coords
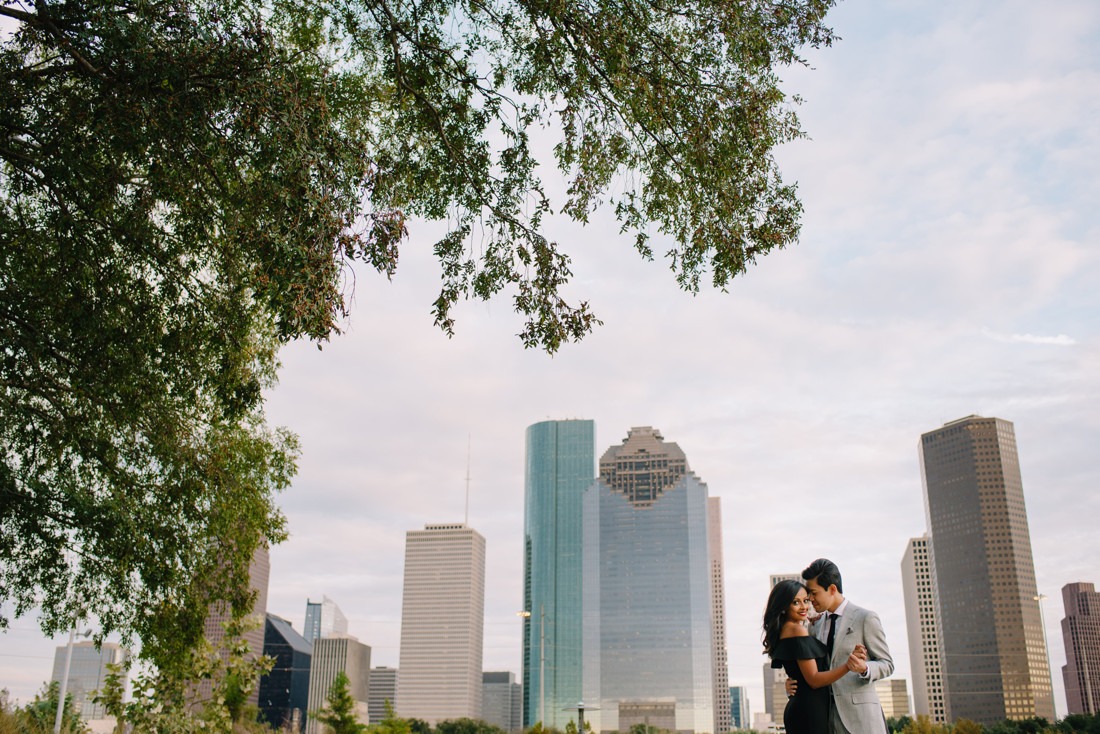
[763,558,894,734]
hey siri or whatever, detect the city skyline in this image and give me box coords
[3,2,1098,726]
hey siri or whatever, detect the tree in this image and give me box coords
[953,720,985,734]
[436,719,507,734]
[0,0,837,676]
[314,672,367,734]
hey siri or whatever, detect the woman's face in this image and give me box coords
[787,588,813,623]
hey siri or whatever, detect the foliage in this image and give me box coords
[0,682,87,734]
[889,716,913,733]
[94,616,274,733]
[314,672,367,734]
[954,721,986,734]
[900,716,951,734]
[435,719,506,734]
[1,0,836,681]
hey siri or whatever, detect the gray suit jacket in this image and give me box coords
[813,601,894,734]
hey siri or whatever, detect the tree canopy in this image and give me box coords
[0,0,837,671]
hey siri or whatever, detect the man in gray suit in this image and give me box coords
[787,558,894,734]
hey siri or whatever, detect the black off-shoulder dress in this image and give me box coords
[770,636,831,734]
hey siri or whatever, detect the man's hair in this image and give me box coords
[802,558,843,594]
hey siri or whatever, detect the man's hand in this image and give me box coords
[847,644,868,674]
[785,677,798,697]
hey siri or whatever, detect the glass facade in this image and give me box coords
[523,419,596,729]
[582,428,716,734]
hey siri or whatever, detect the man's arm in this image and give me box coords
[860,611,894,682]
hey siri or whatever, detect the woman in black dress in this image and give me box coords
[763,579,859,734]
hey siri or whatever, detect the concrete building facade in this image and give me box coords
[396,523,486,723]
[1061,582,1100,715]
[306,637,371,734]
[901,535,946,722]
[919,415,1054,724]
[369,667,398,724]
[483,671,523,732]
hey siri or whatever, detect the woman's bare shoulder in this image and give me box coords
[779,621,809,639]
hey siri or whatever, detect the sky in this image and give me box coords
[4,0,1100,724]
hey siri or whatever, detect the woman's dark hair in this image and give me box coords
[802,557,843,594]
[762,579,806,657]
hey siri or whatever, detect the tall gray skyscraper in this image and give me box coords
[50,641,128,720]
[1061,582,1100,714]
[396,523,486,723]
[919,415,1054,724]
[304,595,348,642]
[901,535,946,722]
[523,419,595,729]
[582,427,725,734]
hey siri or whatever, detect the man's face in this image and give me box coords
[805,577,839,613]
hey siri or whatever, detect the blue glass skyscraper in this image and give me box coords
[523,419,596,729]
[582,427,721,734]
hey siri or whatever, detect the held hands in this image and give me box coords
[846,644,868,673]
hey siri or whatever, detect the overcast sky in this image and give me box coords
[4,0,1100,724]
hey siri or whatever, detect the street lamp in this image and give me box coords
[518,606,546,726]
[54,626,93,734]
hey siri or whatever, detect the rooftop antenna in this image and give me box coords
[464,434,471,526]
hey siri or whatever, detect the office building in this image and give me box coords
[523,419,596,729]
[304,596,348,643]
[901,536,946,722]
[709,498,731,734]
[396,523,486,723]
[258,614,312,733]
[50,641,128,720]
[919,415,1055,724]
[762,664,787,727]
[306,637,371,734]
[875,679,911,719]
[762,574,796,726]
[369,667,398,724]
[1061,582,1100,714]
[581,426,724,734]
[483,671,523,732]
[728,686,749,730]
[197,543,270,707]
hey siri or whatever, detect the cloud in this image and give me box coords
[982,328,1077,346]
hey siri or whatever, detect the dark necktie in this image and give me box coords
[826,612,839,658]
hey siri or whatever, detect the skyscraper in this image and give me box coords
[901,535,946,722]
[306,637,371,734]
[304,595,348,642]
[728,686,749,730]
[709,497,732,734]
[259,613,313,733]
[196,543,270,707]
[582,427,724,734]
[369,667,399,724]
[50,641,128,720]
[1061,582,1100,714]
[919,415,1054,724]
[483,671,523,732]
[523,419,595,729]
[396,523,486,723]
